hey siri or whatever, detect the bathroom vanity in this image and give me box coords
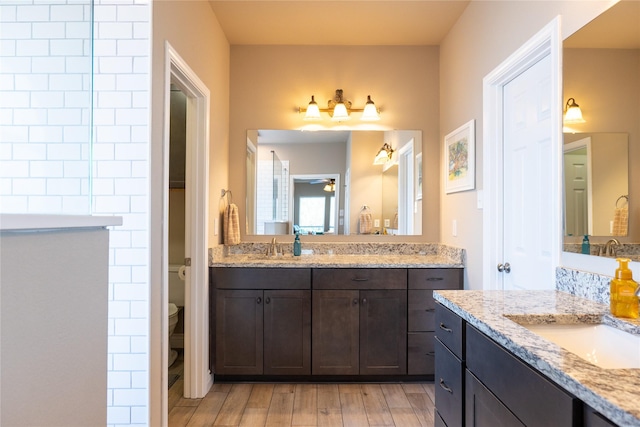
[209,243,464,380]
[433,290,640,427]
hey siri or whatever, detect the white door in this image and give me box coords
[563,137,592,237]
[483,18,562,292]
[502,54,554,290]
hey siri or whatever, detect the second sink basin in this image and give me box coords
[521,323,640,369]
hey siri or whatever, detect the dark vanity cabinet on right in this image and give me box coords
[434,303,620,427]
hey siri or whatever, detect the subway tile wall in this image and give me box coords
[0,1,92,214]
[1,1,151,425]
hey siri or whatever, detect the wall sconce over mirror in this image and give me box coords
[564,97,586,124]
[373,142,394,165]
[299,89,381,122]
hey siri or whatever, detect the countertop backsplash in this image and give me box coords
[556,266,612,305]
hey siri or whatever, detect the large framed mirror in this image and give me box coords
[562,0,639,258]
[246,129,423,236]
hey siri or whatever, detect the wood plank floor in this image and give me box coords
[168,378,436,427]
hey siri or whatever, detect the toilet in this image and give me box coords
[168,303,180,367]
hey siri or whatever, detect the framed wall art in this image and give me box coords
[444,119,475,194]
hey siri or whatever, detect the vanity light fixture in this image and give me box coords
[373,143,394,165]
[564,98,586,124]
[300,89,380,122]
[323,179,336,192]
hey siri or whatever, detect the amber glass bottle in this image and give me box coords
[610,258,639,319]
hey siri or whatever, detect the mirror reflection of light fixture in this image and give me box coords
[299,89,380,121]
[373,143,394,165]
[564,97,586,124]
[323,179,336,192]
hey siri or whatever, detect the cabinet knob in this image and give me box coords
[351,277,369,282]
[426,351,435,357]
[361,298,367,305]
[425,308,435,312]
[426,277,444,281]
[256,297,262,304]
[352,299,359,306]
[265,297,271,304]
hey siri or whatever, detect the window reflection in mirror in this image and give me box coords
[246,130,422,236]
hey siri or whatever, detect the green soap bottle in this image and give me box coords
[610,258,639,319]
[293,232,301,257]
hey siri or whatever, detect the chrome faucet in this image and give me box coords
[266,237,282,257]
[599,238,620,257]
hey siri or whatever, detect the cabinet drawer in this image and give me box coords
[434,338,464,427]
[408,268,463,289]
[212,267,311,289]
[407,332,435,375]
[408,289,435,331]
[466,324,578,427]
[312,268,407,290]
[434,303,464,359]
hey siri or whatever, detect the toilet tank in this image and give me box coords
[168,264,185,306]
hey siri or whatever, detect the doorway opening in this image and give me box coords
[152,42,211,426]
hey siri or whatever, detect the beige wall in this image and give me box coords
[439,1,614,289]
[229,45,440,242]
[152,1,230,247]
[564,48,640,242]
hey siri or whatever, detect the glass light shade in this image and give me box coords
[323,183,335,192]
[360,95,380,121]
[564,98,585,124]
[304,96,322,121]
[331,102,350,121]
[373,144,393,165]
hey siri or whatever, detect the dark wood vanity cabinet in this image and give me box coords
[408,268,463,375]
[212,268,311,376]
[211,266,463,380]
[434,303,615,427]
[312,268,407,376]
[312,289,407,375]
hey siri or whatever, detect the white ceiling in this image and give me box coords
[258,129,351,144]
[208,0,471,46]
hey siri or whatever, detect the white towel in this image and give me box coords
[223,203,241,245]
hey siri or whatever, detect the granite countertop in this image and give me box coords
[434,290,640,426]
[209,242,465,268]
[210,253,463,268]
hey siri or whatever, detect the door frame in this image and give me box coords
[482,17,563,290]
[151,41,212,425]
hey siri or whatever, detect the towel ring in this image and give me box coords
[616,195,628,208]
[221,189,233,204]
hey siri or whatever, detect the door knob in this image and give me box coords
[497,263,511,273]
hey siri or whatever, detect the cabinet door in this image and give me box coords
[465,370,525,427]
[312,290,359,375]
[264,290,311,375]
[215,289,263,375]
[359,289,407,375]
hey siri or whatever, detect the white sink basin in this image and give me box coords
[522,323,640,369]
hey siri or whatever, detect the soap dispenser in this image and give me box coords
[581,235,590,255]
[293,232,301,257]
[610,258,639,319]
